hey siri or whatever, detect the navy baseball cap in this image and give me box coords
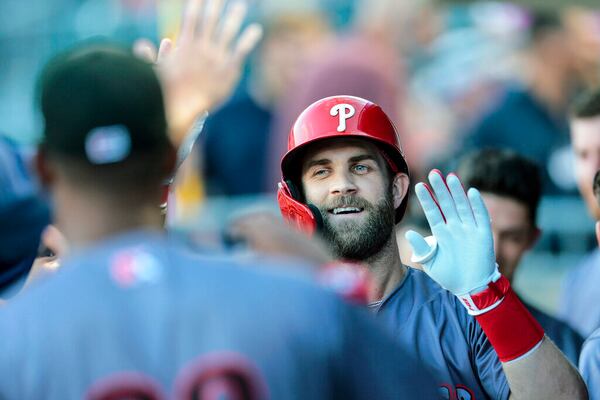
[39,44,169,165]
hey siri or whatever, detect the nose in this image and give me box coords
[329,171,358,196]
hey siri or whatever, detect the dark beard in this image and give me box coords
[317,193,395,262]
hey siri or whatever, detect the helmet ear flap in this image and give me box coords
[283,180,324,229]
[277,180,323,236]
[306,203,324,230]
[285,179,301,200]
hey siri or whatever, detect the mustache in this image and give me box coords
[320,195,373,211]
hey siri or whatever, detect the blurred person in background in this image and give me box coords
[559,88,600,338]
[200,11,330,196]
[578,169,600,399]
[0,135,52,299]
[570,90,600,221]
[0,1,439,398]
[465,10,578,194]
[458,148,583,365]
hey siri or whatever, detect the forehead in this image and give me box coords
[481,193,532,228]
[571,116,600,147]
[301,138,383,166]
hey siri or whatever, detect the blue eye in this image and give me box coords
[353,164,369,173]
[313,169,329,177]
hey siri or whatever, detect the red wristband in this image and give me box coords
[471,279,544,362]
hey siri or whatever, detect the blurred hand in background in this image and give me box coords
[133,0,263,148]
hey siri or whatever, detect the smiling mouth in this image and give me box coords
[329,207,364,215]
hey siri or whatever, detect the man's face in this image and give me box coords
[571,116,600,218]
[300,139,397,261]
[482,193,538,283]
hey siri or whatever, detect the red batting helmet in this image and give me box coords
[277,95,410,235]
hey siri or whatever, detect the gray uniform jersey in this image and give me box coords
[0,230,437,399]
[374,268,510,400]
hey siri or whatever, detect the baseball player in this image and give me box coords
[559,88,600,338]
[0,35,438,400]
[578,169,600,399]
[276,95,587,399]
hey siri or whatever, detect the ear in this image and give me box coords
[596,221,600,248]
[526,227,542,250]
[35,145,55,189]
[392,172,410,209]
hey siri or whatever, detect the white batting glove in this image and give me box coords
[405,170,500,296]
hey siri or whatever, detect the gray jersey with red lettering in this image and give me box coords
[373,268,510,400]
[0,230,437,399]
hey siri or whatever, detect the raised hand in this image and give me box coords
[134,0,262,148]
[405,170,499,296]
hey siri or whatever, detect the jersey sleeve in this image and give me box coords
[579,335,600,399]
[463,303,511,400]
[332,300,439,399]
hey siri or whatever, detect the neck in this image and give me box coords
[361,234,407,302]
[54,189,164,251]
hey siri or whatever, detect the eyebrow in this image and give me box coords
[304,154,379,170]
[348,154,378,164]
[305,158,331,170]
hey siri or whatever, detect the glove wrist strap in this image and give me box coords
[457,272,505,315]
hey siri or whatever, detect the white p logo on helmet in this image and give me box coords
[330,103,356,132]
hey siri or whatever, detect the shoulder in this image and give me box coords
[381,270,508,398]
[582,329,600,359]
[470,86,526,127]
[580,330,600,392]
[389,270,494,352]
[384,269,472,327]
[563,249,600,294]
[408,269,466,311]
[1,236,339,328]
[482,86,524,113]
[578,248,600,272]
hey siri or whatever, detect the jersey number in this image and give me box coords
[85,352,268,400]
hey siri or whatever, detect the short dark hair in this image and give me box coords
[594,170,600,208]
[39,43,173,197]
[457,148,542,225]
[571,88,600,119]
